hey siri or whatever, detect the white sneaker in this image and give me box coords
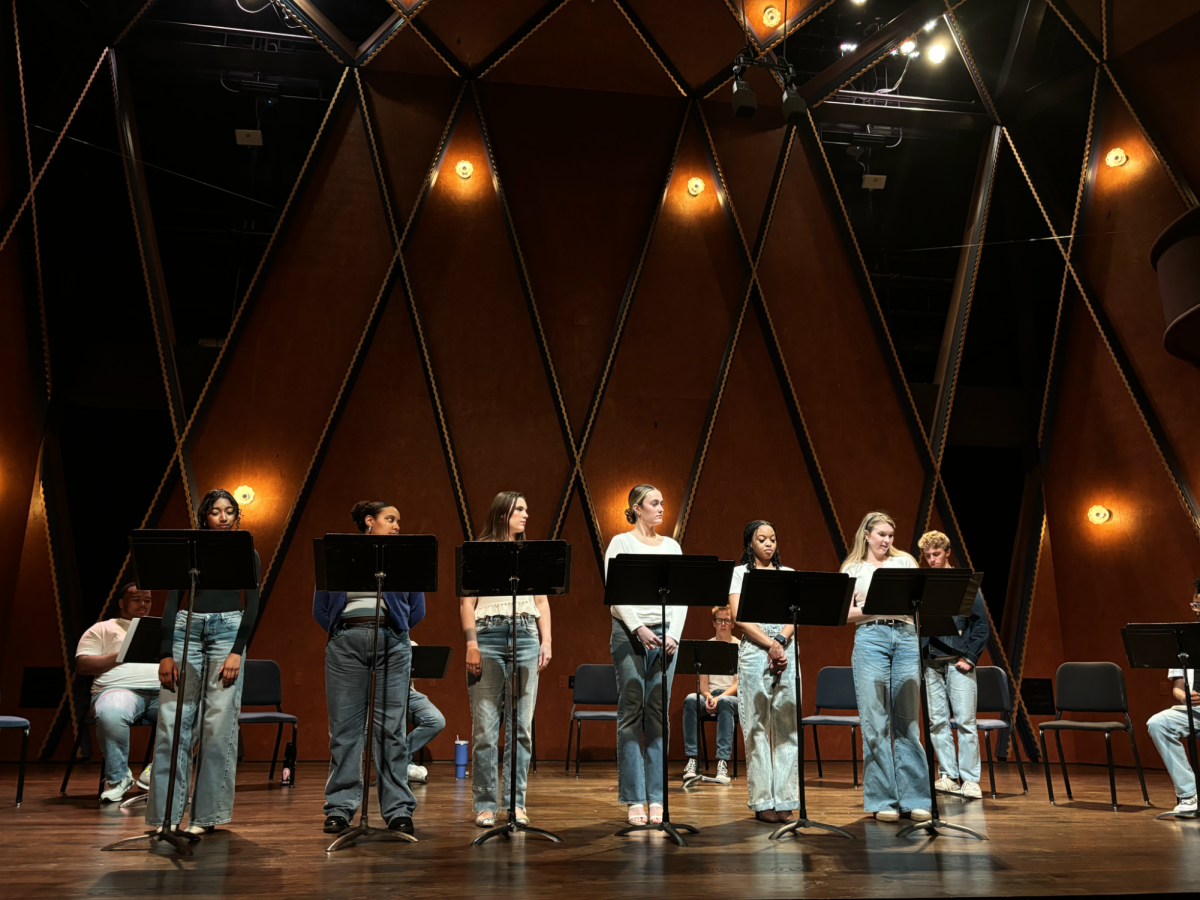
[934,775,960,794]
[136,763,153,791]
[909,808,932,821]
[407,763,428,784]
[874,809,900,822]
[101,770,135,802]
[713,760,732,785]
[959,781,983,800]
[1174,795,1198,814]
[682,758,699,783]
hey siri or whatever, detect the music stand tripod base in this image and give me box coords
[472,820,564,845]
[103,827,201,854]
[614,820,699,847]
[770,817,855,841]
[1155,810,1200,821]
[327,824,418,852]
[897,818,988,840]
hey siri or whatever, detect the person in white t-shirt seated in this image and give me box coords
[682,605,740,786]
[75,582,161,801]
[1146,578,1200,816]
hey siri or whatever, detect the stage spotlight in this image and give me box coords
[782,86,807,126]
[688,177,706,197]
[455,160,474,179]
[763,6,781,27]
[1088,505,1112,525]
[928,44,946,63]
[1105,147,1128,167]
[851,0,866,4]
[840,41,858,53]
[924,19,937,31]
[732,76,757,119]
[899,39,916,55]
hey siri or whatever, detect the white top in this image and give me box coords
[728,563,795,626]
[708,636,741,692]
[842,554,918,625]
[75,619,161,695]
[472,593,540,619]
[1169,668,1198,710]
[604,531,687,641]
[343,591,382,616]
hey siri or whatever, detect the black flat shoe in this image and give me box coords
[388,816,415,835]
[323,815,350,834]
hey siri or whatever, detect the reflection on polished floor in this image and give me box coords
[1,761,1197,898]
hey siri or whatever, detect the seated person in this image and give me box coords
[917,531,989,800]
[75,582,161,801]
[406,640,445,784]
[682,605,740,785]
[1146,578,1200,816]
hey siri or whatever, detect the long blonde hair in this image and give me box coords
[477,491,526,542]
[840,510,914,571]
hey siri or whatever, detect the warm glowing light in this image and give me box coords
[1105,147,1128,167]
[851,0,866,4]
[928,44,947,63]
[687,177,705,197]
[763,6,781,27]
[234,485,256,506]
[840,41,858,53]
[1088,505,1111,525]
[899,39,917,55]
[455,159,474,179]
[924,19,938,31]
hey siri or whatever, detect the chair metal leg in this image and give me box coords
[851,725,858,787]
[732,722,739,778]
[1104,731,1118,810]
[17,727,29,807]
[292,723,299,780]
[564,716,574,773]
[812,725,823,778]
[1054,731,1072,799]
[61,723,87,795]
[531,713,537,774]
[699,715,709,771]
[1039,729,1055,804]
[269,723,283,782]
[1126,718,1150,805]
[984,731,997,799]
[97,765,105,800]
[575,721,582,777]
[1010,727,1028,793]
[142,728,155,766]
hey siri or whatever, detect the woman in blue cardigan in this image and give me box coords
[313,501,425,837]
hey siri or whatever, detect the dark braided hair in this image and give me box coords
[738,519,783,570]
[198,489,241,529]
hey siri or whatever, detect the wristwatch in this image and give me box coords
[773,633,790,651]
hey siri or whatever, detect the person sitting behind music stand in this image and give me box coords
[682,605,739,786]
[75,582,160,801]
[406,640,445,784]
[1146,578,1200,817]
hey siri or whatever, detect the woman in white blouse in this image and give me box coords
[842,510,931,822]
[459,492,553,828]
[605,484,684,827]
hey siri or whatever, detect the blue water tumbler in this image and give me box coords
[454,739,469,779]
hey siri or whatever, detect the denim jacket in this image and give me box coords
[312,590,425,636]
[920,590,989,666]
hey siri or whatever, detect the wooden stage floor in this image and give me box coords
[3,760,1199,898]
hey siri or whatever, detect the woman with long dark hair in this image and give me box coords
[728,520,797,823]
[146,489,260,834]
[459,491,553,828]
[312,501,425,836]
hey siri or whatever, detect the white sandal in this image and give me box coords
[649,804,664,825]
[627,803,647,825]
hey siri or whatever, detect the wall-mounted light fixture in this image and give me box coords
[763,6,781,27]
[455,159,474,179]
[234,485,256,506]
[928,44,947,63]
[1087,504,1111,525]
[687,177,705,197]
[1105,148,1128,168]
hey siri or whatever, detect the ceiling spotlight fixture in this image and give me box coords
[928,44,946,63]
[234,485,256,506]
[899,39,917,55]
[1088,504,1112,525]
[732,74,758,119]
[1105,147,1128,167]
[687,177,705,197]
[763,6,782,27]
[455,159,473,179]
[840,41,858,53]
[782,85,807,126]
[851,0,866,4]
[924,19,938,31]
[730,47,803,124]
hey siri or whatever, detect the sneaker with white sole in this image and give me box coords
[407,763,428,784]
[874,810,900,822]
[934,775,959,794]
[909,808,932,821]
[713,760,732,785]
[136,763,153,791]
[682,758,699,783]
[101,770,135,803]
[959,781,983,800]
[1173,795,1198,814]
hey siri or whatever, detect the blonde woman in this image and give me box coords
[459,492,553,828]
[606,484,684,827]
[842,511,931,822]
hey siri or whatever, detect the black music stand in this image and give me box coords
[317,533,438,852]
[409,646,451,765]
[738,570,856,841]
[864,567,985,841]
[1122,622,1200,820]
[458,540,570,846]
[605,554,735,847]
[103,529,257,856]
[674,640,738,786]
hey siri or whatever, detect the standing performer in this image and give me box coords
[313,501,425,836]
[146,489,260,834]
[918,530,989,800]
[728,520,797,823]
[460,491,553,828]
[606,484,685,827]
[841,510,931,823]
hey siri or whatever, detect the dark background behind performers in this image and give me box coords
[3,0,1200,771]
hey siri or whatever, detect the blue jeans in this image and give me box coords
[924,659,979,782]
[683,689,737,759]
[93,688,159,783]
[610,618,678,805]
[407,688,445,757]
[146,611,245,828]
[469,616,539,810]
[1148,707,1199,799]
[739,629,798,812]
[852,623,931,813]
[324,623,415,821]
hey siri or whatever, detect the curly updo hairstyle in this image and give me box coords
[198,488,241,529]
[624,484,658,525]
[351,501,394,533]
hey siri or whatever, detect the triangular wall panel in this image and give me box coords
[626,0,747,90]
[701,99,786,248]
[418,0,552,69]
